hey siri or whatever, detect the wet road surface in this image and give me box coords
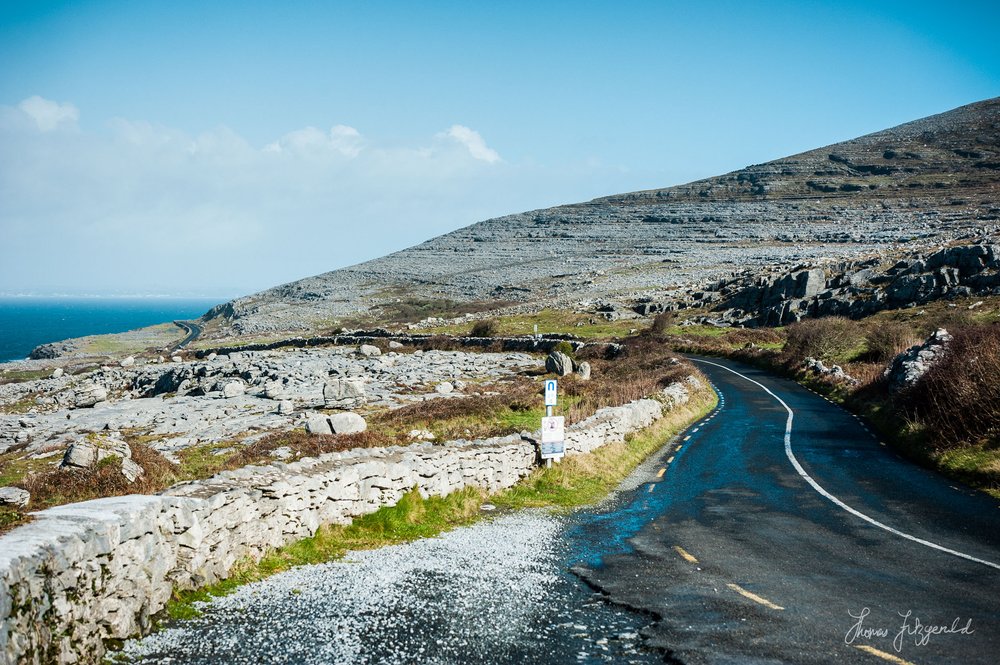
[575,355,1000,665]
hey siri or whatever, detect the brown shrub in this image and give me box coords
[20,443,176,509]
[781,317,859,364]
[470,319,499,337]
[863,320,919,363]
[903,324,1000,449]
[648,312,676,335]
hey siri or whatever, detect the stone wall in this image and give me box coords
[0,386,691,664]
[193,333,623,360]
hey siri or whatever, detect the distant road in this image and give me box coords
[577,355,1000,664]
[172,320,202,350]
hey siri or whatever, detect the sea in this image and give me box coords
[0,297,223,363]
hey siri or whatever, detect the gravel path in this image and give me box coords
[122,511,661,664]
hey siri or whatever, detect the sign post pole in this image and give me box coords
[541,379,564,465]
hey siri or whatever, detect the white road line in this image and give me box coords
[691,358,1000,572]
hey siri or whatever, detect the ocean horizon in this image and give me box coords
[0,297,223,363]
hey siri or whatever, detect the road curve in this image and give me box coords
[172,320,202,350]
[576,355,1000,665]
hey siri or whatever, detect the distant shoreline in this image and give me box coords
[0,297,222,363]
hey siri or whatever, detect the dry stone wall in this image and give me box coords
[0,380,698,664]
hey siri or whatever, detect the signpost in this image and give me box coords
[540,415,565,461]
[544,380,558,408]
[541,379,564,462]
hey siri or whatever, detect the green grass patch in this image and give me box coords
[494,390,717,510]
[0,369,51,385]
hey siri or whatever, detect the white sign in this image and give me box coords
[540,415,565,459]
[544,379,558,407]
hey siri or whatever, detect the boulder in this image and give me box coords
[358,344,381,357]
[62,441,98,468]
[576,361,592,380]
[323,378,366,408]
[388,340,405,349]
[545,351,573,376]
[277,400,295,415]
[120,458,144,483]
[207,352,218,361]
[306,414,333,436]
[171,355,183,363]
[435,382,454,394]
[50,368,64,379]
[270,446,294,460]
[803,357,858,385]
[885,328,952,393]
[119,356,136,368]
[329,412,367,435]
[0,486,30,508]
[221,381,246,399]
[73,383,108,408]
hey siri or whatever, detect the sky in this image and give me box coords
[1,1,998,298]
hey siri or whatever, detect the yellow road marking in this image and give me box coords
[726,583,784,610]
[656,467,666,478]
[673,546,698,563]
[854,645,917,665]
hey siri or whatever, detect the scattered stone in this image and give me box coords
[277,400,295,415]
[408,429,435,441]
[120,458,144,483]
[388,341,404,349]
[0,487,30,508]
[576,362,592,381]
[221,381,246,399]
[435,382,454,395]
[120,356,136,368]
[171,356,183,363]
[305,414,334,436]
[50,368,64,379]
[328,412,367,435]
[803,357,858,385]
[270,446,294,460]
[323,378,366,408]
[358,344,381,357]
[73,383,108,409]
[545,351,573,377]
[61,441,97,468]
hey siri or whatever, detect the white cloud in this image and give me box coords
[0,98,633,296]
[265,124,364,157]
[17,95,79,132]
[440,124,501,163]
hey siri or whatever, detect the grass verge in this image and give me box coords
[160,382,715,625]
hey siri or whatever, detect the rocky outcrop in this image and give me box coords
[0,382,698,664]
[885,328,953,393]
[803,357,858,385]
[642,238,1000,327]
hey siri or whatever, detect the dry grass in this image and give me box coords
[905,323,1000,449]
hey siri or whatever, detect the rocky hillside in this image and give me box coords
[205,98,1000,337]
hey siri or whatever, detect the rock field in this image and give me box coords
[0,346,541,460]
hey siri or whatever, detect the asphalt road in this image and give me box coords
[172,320,202,349]
[575,355,1000,665]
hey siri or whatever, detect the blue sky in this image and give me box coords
[1,1,997,297]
